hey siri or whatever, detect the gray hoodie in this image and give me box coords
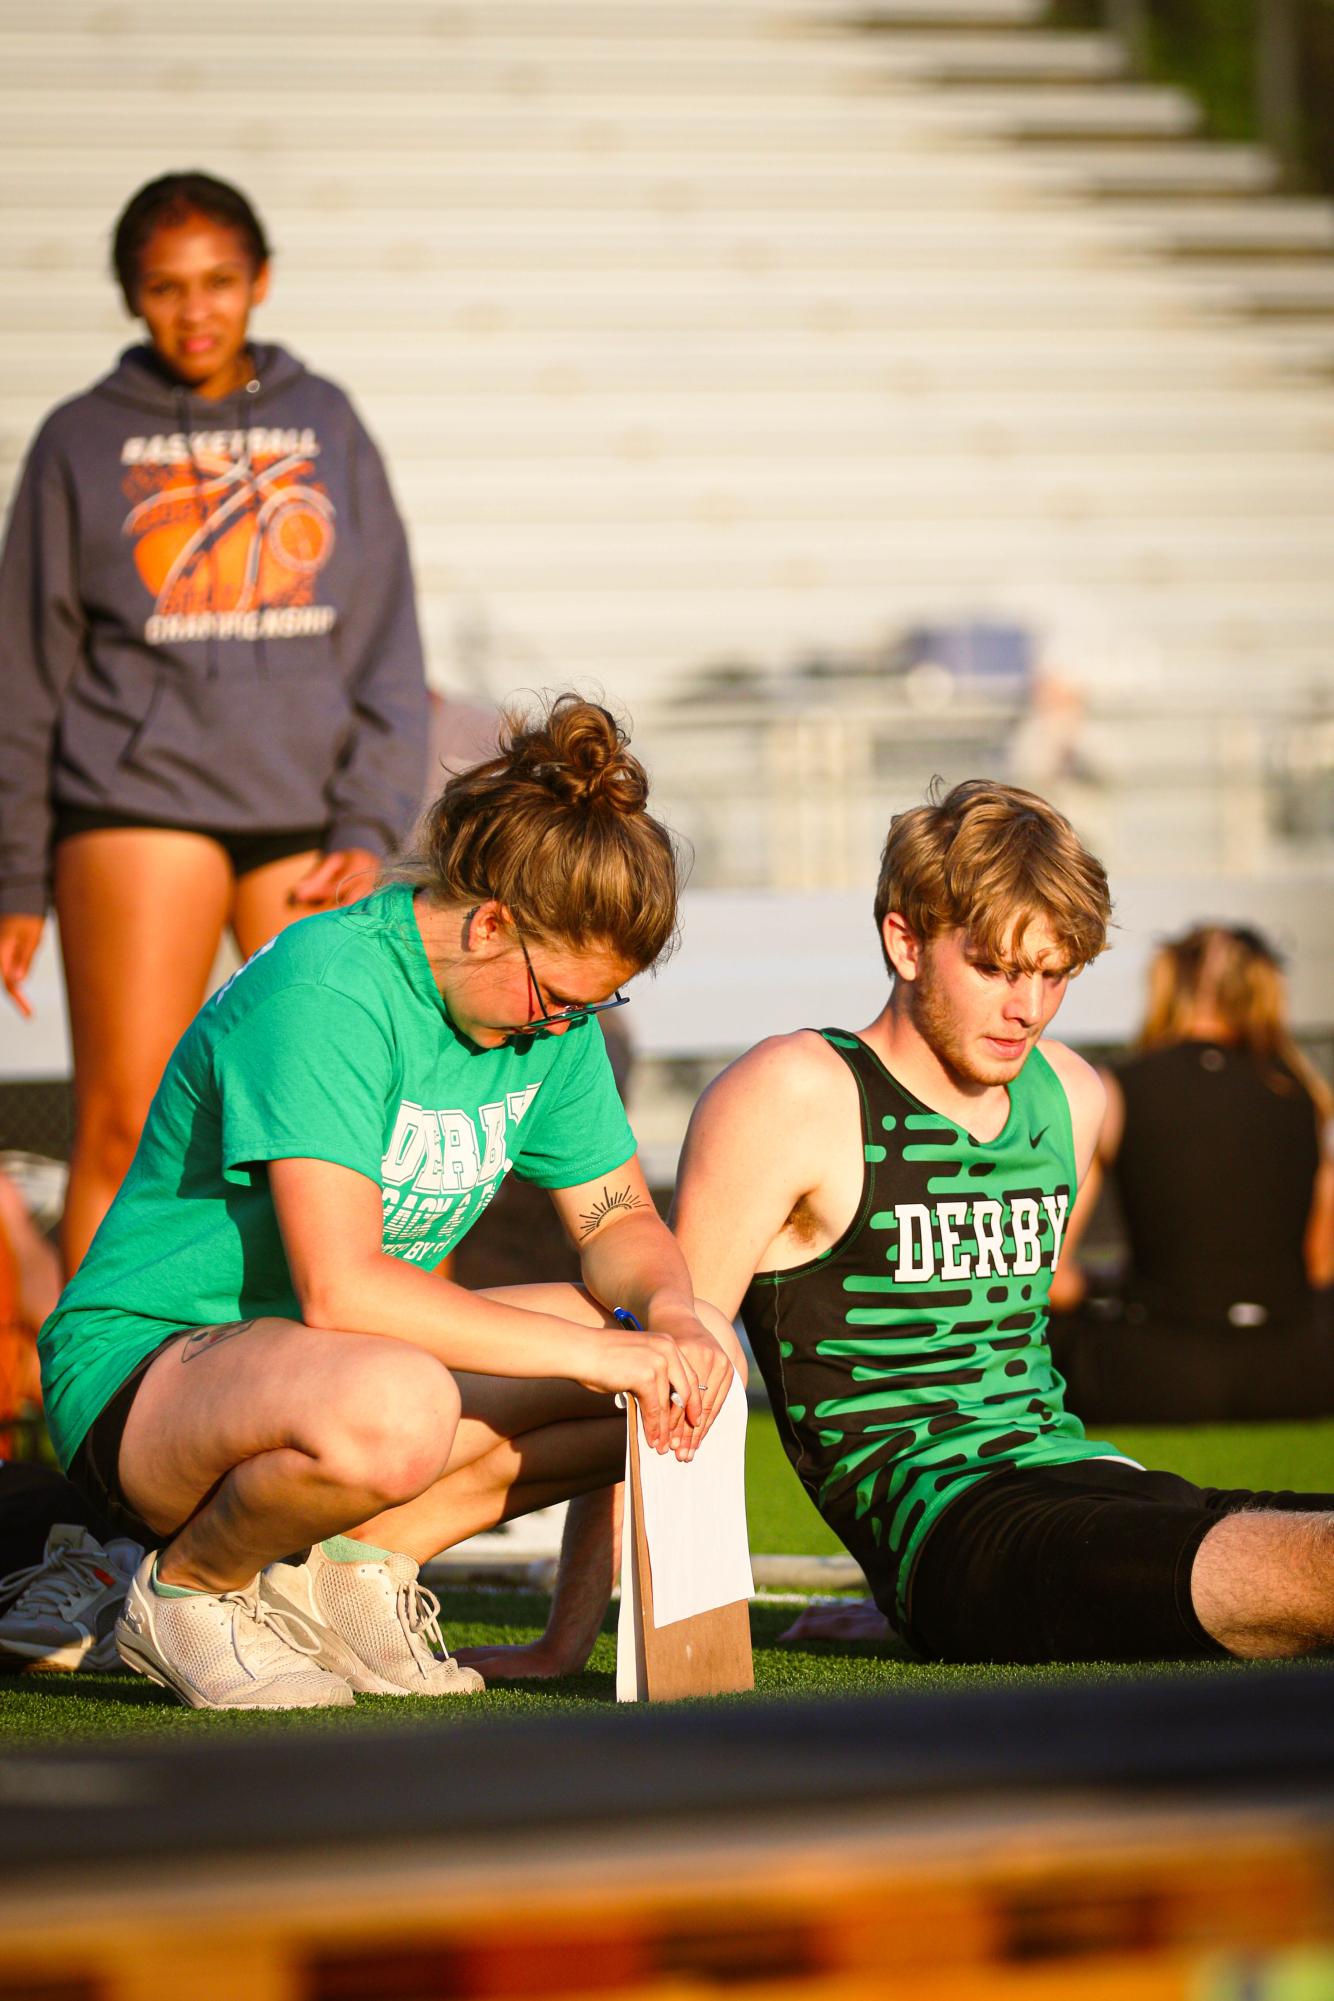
[0,342,428,915]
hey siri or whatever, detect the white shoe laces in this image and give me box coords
[217,1588,324,1667]
[0,1546,119,1622]
[395,1577,452,1666]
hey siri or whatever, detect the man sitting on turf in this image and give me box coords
[674,779,1333,1664]
[489,778,1333,1674]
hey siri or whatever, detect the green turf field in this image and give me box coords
[744,1408,1334,1554]
[1,1411,1328,1739]
[3,1589,1312,1743]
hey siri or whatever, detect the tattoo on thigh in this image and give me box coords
[578,1183,647,1240]
[181,1319,256,1362]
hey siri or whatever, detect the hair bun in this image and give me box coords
[398,687,682,973]
[508,695,649,815]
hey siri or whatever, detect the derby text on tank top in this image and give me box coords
[742,1031,1119,1621]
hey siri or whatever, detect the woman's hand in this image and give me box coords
[554,1161,741,1459]
[645,1304,736,1461]
[0,914,44,1018]
[573,1323,701,1457]
[287,847,381,910]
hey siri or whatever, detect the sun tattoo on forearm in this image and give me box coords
[578,1184,647,1240]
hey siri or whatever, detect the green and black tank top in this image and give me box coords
[742,1030,1118,1622]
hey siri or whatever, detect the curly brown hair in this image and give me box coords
[391,694,683,972]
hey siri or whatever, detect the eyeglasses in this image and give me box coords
[510,925,630,1038]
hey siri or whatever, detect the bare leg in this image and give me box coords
[349,1279,627,1560]
[119,1284,737,1674]
[55,831,232,1271]
[356,1382,624,1563]
[0,1169,60,1332]
[0,1169,60,1408]
[349,1282,740,1562]
[229,848,324,960]
[382,1283,745,1681]
[117,1318,461,1591]
[1192,1511,1334,1657]
[119,1289,625,1593]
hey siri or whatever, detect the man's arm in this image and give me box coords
[455,1485,622,1684]
[690,1033,887,1654]
[1039,1038,1110,1181]
[670,1032,838,1313]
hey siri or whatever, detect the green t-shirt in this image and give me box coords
[39,884,636,1467]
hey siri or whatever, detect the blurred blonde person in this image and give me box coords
[1049,924,1334,1422]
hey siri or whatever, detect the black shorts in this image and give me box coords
[900,1457,1334,1665]
[65,1335,185,1551]
[52,807,326,879]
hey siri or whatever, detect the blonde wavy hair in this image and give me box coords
[875,778,1111,973]
[1140,924,1331,1119]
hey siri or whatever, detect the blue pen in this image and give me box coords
[611,1307,647,1416]
[612,1306,691,1414]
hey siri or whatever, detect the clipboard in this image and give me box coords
[616,1383,755,1702]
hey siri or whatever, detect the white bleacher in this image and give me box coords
[0,0,1332,885]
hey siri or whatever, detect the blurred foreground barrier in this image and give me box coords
[0,1670,1330,2000]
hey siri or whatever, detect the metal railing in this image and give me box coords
[635,685,1334,892]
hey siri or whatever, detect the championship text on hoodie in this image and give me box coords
[121,426,336,641]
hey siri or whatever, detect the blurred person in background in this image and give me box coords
[0,1169,129,1679]
[0,1167,61,1456]
[1049,923,1334,1422]
[0,170,428,1271]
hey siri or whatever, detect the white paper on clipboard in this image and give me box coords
[616,1371,753,1701]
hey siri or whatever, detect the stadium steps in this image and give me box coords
[0,0,1333,887]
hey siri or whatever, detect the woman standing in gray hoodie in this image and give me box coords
[0,173,429,1270]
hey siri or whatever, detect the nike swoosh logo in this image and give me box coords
[1029,1127,1048,1149]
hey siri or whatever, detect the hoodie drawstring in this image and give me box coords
[240,372,268,676]
[176,365,266,682]
[177,387,219,682]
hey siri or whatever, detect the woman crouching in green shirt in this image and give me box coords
[39,696,740,1710]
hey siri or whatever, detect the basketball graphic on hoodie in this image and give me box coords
[123,439,336,618]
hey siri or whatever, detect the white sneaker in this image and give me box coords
[0,1525,143,1672]
[260,1544,484,1697]
[115,1554,354,1710]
